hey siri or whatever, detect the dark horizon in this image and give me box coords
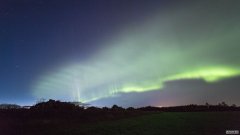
[1,98,239,135]
[0,99,239,109]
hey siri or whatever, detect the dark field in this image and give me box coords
[1,112,240,135]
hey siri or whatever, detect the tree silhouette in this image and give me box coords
[221,101,228,107]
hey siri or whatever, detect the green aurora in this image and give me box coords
[32,1,240,103]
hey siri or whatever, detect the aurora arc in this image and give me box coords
[32,1,240,103]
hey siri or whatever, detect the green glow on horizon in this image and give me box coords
[119,67,240,94]
[165,67,240,83]
[120,83,163,93]
[33,66,240,103]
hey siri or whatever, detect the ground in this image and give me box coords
[2,112,238,135]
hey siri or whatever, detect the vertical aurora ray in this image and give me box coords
[74,79,81,102]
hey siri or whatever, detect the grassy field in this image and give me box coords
[14,112,240,135]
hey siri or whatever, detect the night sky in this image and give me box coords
[1,0,240,107]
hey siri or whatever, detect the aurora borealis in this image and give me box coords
[1,0,240,107]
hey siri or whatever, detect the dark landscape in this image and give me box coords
[0,100,240,135]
